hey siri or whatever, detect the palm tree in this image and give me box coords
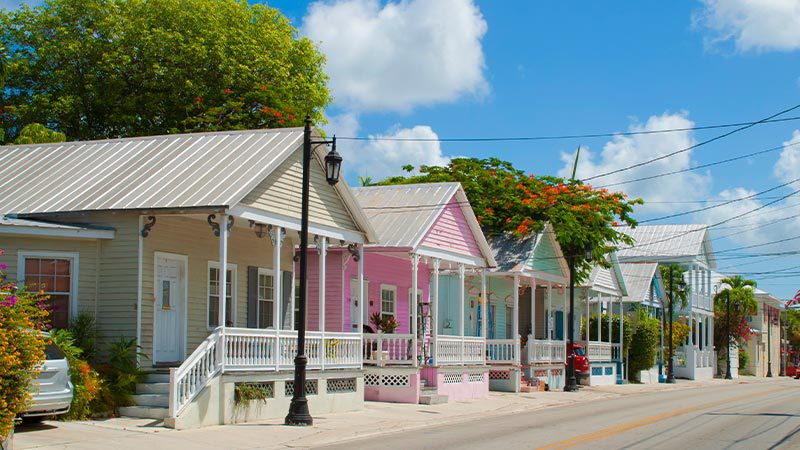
[713,275,758,371]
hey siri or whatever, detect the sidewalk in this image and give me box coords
[14,377,772,450]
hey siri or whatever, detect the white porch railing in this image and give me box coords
[435,335,486,365]
[487,339,520,365]
[695,347,714,368]
[674,348,688,368]
[362,333,414,366]
[691,292,712,311]
[169,327,361,418]
[588,342,613,362]
[526,338,566,364]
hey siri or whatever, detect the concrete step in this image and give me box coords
[144,372,171,383]
[137,382,169,395]
[119,405,168,420]
[132,394,169,408]
[419,393,448,405]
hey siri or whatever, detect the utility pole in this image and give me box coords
[767,306,773,377]
[666,265,675,384]
[726,291,733,380]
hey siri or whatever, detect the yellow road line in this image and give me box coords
[536,387,785,450]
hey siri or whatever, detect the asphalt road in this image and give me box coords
[320,379,800,450]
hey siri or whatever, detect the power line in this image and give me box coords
[584,103,800,182]
[337,115,800,143]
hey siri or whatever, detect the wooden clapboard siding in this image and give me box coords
[141,215,294,362]
[0,236,100,319]
[241,147,359,234]
[419,197,483,259]
[529,235,565,278]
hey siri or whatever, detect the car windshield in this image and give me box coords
[573,347,585,356]
[44,343,66,360]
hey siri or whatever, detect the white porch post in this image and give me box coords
[272,227,283,371]
[459,263,466,365]
[480,270,487,341]
[547,281,552,341]
[358,244,365,369]
[597,293,602,342]
[608,295,612,344]
[218,213,229,328]
[562,285,567,340]
[619,297,623,360]
[531,278,537,340]
[411,253,419,367]
[513,275,520,363]
[432,258,440,365]
[318,236,327,369]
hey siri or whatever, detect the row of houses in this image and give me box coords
[0,126,774,429]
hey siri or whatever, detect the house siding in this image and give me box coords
[419,197,483,259]
[141,214,294,363]
[241,146,359,234]
[528,235,564,278]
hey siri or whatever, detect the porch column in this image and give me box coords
[531,278,536,340]
[432,258,441,365]
[218,213,229,328]
[512,275,519,352]
[597,293,602,342]
[608,295,612,344]
[619,297,623,361]
[358,244,365,365]
[480,270,487,341]
[562,285,567,340]
[272,227,283,331]
[547,281,552,341]
[459,263,466,364]
[585,289,590,343]
[318,236,327,336]
[411,253,419,367]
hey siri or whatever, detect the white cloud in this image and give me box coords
[328,113,450,181]
[773,130,800,183]
[696,0,800,51]
[303,0,488,111]
[0,0,34,10]
[558,112,711,214]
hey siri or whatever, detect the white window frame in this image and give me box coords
[18,250,80,324]
[380,284,397,321]
[207,261,238,330]
[257,268,275,329]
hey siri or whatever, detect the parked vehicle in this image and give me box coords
[22,333,72,421]
[566,342,590,383]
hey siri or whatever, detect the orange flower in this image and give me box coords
[515,224,529,235]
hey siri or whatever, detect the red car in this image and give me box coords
[566,343,590,382]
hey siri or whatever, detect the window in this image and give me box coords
[258,272,274,328]
[381,285,396,321]
[208,264,236,328]
[21,254,77,329]
[294,277,301,331]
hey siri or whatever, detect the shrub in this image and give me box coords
[670,322,690,351]
[50,330,102,420]
[0,250,48,442]
[93,337,148,413]
[234,383,271,407]
[628,315,661,379]
[739,349,749,371]
[68,314,99,364]
[581,313,632,353]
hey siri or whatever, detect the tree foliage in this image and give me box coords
[14,123,66,145]
[378,158,642,280]
[628,312,661,379]
[713,275,758,352]
[0,0,330,141]
[659,263,690,310]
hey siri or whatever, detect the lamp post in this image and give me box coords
[781,308,788,377]
[565,245,592,392]
[666,266,685,384]
[767,306,773,377]
[286,116,342,426]
[725,291,732,380]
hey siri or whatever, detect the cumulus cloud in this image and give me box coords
[557,112,711,214]
[774,130,800,183]
[303,0,488,111]
[328,114,451,181]
[696,0,800,51]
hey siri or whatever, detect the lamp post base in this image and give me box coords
[564,375,579,392]
[666,375,676,384]
[285,403,313,426]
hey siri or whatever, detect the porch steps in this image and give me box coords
[419,386,448,405]
[118,370,171,420]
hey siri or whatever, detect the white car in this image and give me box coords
[22,333,73,421]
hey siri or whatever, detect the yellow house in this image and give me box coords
[0,127,377,428]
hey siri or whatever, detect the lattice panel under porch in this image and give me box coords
[327,378,357,393]
[489,370,510,380]
[285,380,318,396]
[364,373,380,386]
[443,373,463,384]
[467,372,485,383]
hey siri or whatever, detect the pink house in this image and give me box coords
[304,182,496,404]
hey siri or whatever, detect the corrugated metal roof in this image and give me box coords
[620,262,659,303]
[487,232,539,272]
[615,224,714,267]
[0,128,304,215]
[352,183,460,248]
[1,216,107,231]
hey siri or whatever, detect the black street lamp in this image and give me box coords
[565,245,592,392]
[767,306,773,377]
[666,266,685,384]
[781,309,788,377]
[286,116,342,426]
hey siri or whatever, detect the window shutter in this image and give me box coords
[282,270,293,329]
[247,266,258,328]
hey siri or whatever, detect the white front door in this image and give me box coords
[154,254,186,364]
[350,279,369,331]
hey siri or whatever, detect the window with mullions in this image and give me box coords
[208,266,234,328]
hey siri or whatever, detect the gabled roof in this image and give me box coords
[615,224,716,268]
[352,182,496,266]
[487,223,568,282]
[0,127,377,243]
[583,253,628,297]
[620,262,663,304]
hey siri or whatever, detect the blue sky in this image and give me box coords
[6,0,800,298]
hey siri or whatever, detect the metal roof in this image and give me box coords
[620,262,661,304]
[0,128,304,215]
[352,182,496,266]
[0,215,115,239]
[615,224,715,268]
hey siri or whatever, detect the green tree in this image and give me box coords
[628,312,661,380]
[713,275,758,354]
[0,0,330,141]
[14,123,66,145]
[378,158,642,280]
